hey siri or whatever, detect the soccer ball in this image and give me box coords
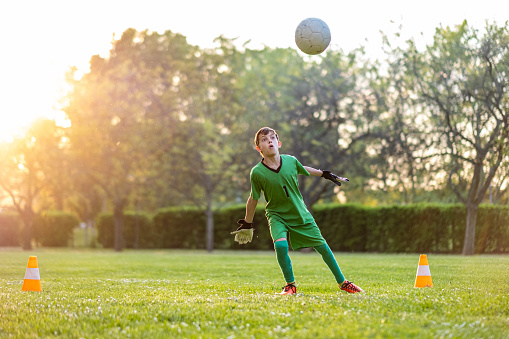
[295,18,331,55]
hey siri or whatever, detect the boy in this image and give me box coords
[232,127,364,295]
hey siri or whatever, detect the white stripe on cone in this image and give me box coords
[24,267,40,280]
[416,265,431,277]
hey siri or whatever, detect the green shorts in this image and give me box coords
[269,216,326,250]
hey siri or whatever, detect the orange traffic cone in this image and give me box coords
[22,256,42,292]
[414,254,433,288]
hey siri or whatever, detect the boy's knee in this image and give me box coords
[274,238,288,249]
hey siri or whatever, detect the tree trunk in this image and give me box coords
[21,217,33,250]
[20,208,34,250]
[206,202,214,253]
[134,213,140,249]
[113,201,125,252]
[462,203,479,255]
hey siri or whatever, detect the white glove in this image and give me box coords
[231,228,254,244]
[231,219,254,244]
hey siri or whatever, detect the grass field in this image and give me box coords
[1,249,508,338]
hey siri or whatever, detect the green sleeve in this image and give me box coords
[250,170,262,200]
[295,157,310,176]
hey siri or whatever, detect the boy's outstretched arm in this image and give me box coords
[303,166,349,186]
[303,166,323,177]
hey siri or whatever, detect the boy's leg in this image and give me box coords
[314,243,345,284]
[269,218,297,294]
[274,238,295,284]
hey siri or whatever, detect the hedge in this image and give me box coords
[476,205,509,253]
[2,203,507,252]
[33,211,80,247]
[95,203,509,253]
[0,212,21,246]
[152,206,207,249]
[313,203,509,253]
[96,211,155,249]
[313,203,462,253]
[146,204,509,253]
[0,211,80,247]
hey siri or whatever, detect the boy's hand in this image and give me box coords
[231,219,254,244]
[321,170,349,186]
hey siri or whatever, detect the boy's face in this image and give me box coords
[256,131,281,156]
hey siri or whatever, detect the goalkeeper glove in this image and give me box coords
[321,170,349,187]
[231,219,254,244]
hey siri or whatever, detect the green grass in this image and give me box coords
[1,249,508,338]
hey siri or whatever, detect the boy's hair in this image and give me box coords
[254,127,279,146]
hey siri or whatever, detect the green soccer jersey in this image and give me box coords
[250,154,314,226]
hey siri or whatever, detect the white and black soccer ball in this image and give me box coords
[295,18,331,55]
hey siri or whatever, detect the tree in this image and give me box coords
[66,175,104,247]
[65,29,197,251]
[158,37,254,252]
[408,21,509,255]
[359,33,448,205]
[235,46,379,208]
[0,119,65,249]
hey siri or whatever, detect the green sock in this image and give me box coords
[274,240,295,284]
[314,243,345,284]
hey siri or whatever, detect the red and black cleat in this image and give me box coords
[279,283,297,295]
[339,280,364,293]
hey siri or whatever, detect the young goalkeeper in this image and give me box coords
[232,127,364,295]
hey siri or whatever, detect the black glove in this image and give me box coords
[321,170,349,187]
[235,219,254,231]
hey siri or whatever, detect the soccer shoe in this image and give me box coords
[339,280,364,293]
[279,283,297,295]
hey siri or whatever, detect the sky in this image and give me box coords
[0,0,507,141]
